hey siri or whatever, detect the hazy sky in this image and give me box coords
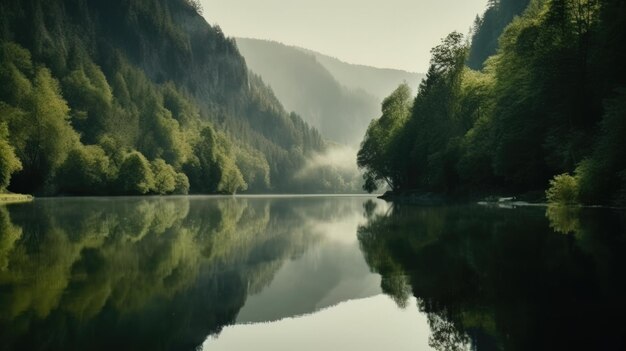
[201,0,488,72]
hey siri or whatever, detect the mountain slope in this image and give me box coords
[235,38,380,145]
[0,0,335,195]
[297,47,425,102]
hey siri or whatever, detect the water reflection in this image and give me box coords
[0,196,391,351]
[0,197,322,350]
[205,295,433,351]
[357,204,626,350]
[2,197,625,351]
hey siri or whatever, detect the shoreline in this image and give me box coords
[0,193,34,204]
[378,191,626,210]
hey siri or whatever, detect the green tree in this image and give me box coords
[456,69,498,188]
[0,42,33,107]
[140,104,190,168]
[402,31,468,192]
[0,123,22,191]
[546,173,579,205]
[173,172,190,195]
[577,90,626,205]
[117,151,155,195]
[1,42,78,193]
[151,158,177,195]
[357,83,412,193]
[184,126,246,194]
[235,146,271,191]
[14,67,78,193]
[56,145,113,195]
[62,61,114,144]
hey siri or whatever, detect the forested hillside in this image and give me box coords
[358,0,626,206]
[235,38,379,145]
[0,0,343,196]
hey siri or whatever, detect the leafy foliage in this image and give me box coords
[357,83,412,192]
[576,89,626,205]
[117,151,155,195]
[546,173,579,204]
[0,123,21,192]
[151,158,179,195]
[56,145,113,195]
[184,126,247,194]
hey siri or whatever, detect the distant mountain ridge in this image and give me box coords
[235,38,424,145]
[295,46,425,101]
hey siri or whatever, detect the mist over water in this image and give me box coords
[298,144,359,176]
[295,144,365,193]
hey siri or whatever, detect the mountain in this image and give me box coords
[235,38,424,145]
[235,38,377,145]
[297,47,425,102]
[0,0,349,195]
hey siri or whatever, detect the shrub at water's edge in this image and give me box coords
[546,174,579,205]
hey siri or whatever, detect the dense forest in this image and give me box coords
[0,0,359,196]
[358,0,626,206]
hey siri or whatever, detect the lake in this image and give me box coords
[0,196,625,350]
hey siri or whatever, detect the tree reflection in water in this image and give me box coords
[2,198,625,351]
[0,197,321,351]
[357,203,626,351]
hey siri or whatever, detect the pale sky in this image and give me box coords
[201,0,489,73]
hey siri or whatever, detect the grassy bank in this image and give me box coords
[0,193,33,204]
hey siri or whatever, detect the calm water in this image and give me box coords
[0,196,625,350]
